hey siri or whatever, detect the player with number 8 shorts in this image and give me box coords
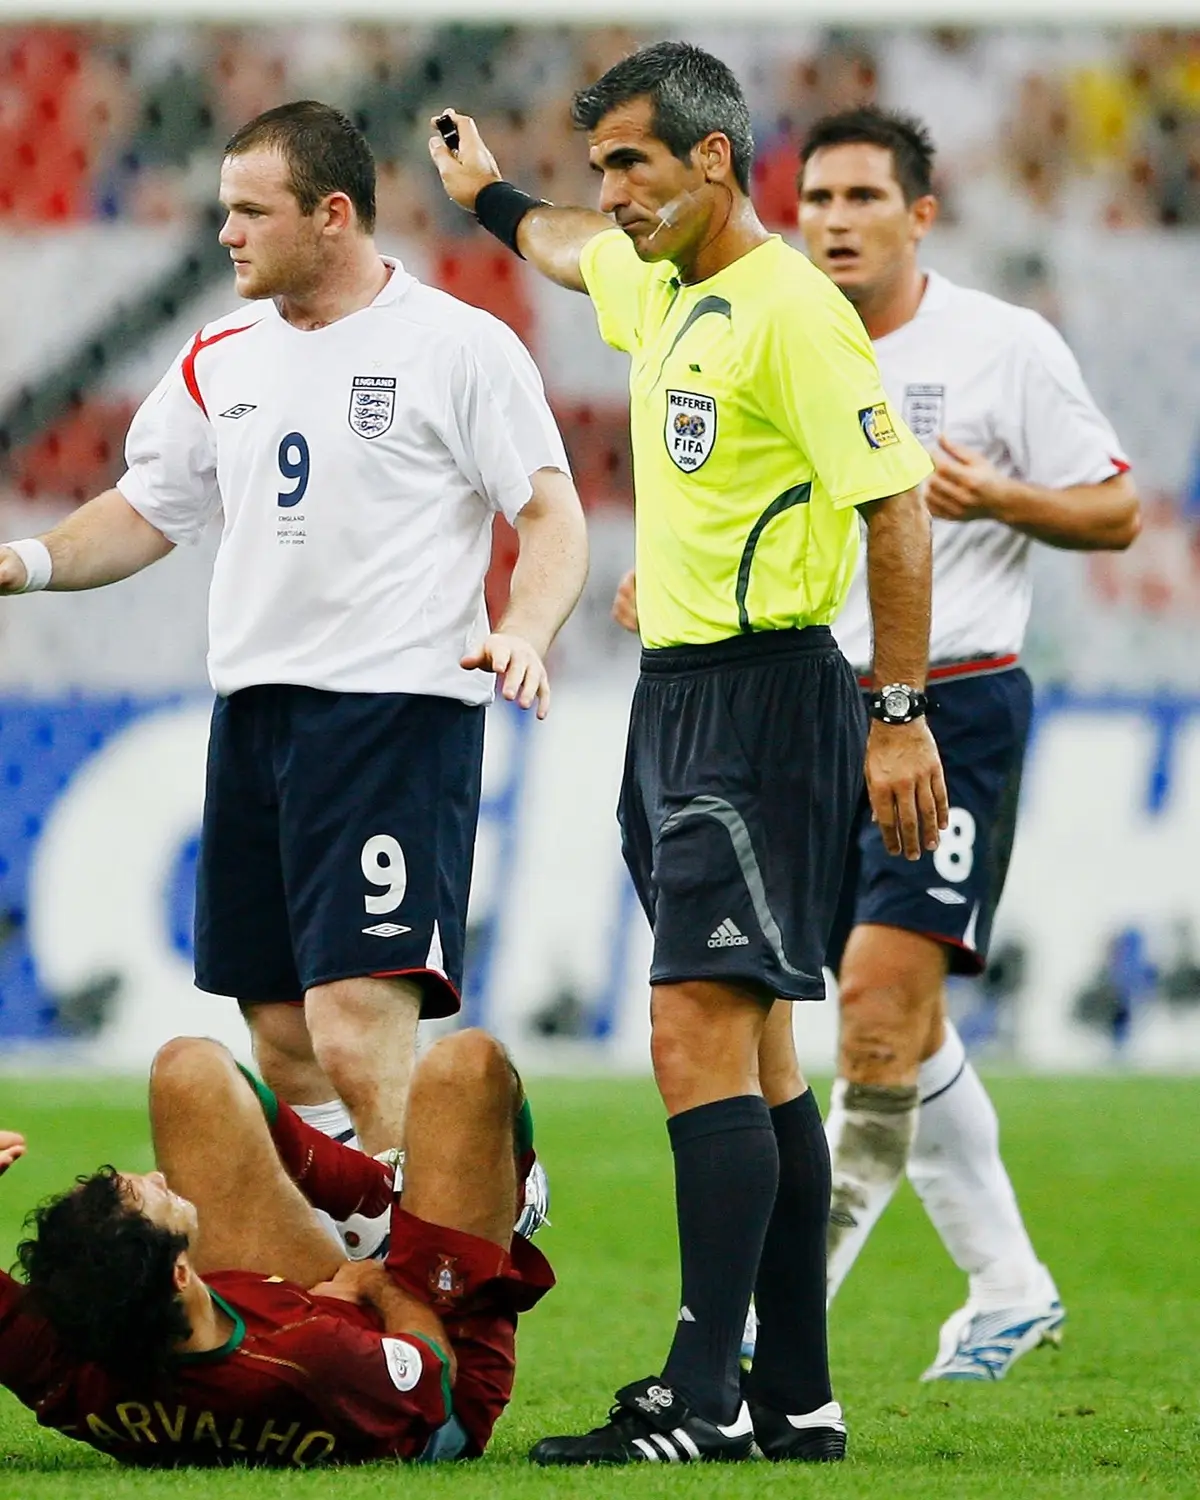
[783,106,1140,1380]
[0,102,588,1183]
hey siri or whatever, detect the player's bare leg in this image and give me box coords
[242,1000,343,1107]
[304,975,421,1156]
[757,1000,806,1107]
[239,998,405,1259]
[826,922,943,1297]
[148,1037,344,1286]
[651,979,769,1114]
[401,1029,519,1248]
[830,924,1059,1377]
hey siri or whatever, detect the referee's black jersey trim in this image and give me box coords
[666,295,731,358]
[653,295,732,386]
[735,481,813,632]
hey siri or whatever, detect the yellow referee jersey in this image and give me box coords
[579,229,933,649]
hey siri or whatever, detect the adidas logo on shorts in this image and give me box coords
[708,918,750,949]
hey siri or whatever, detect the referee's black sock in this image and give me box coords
[745,1089,834,1416]
[660,1095,779,1425]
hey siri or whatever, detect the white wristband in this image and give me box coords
[5,538,53,593]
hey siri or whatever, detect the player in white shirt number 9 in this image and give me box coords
[0,102,588,1204]
[616,107,1139,1382]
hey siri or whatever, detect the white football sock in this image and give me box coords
[826,1078,920,1301]
[908,1021,1049,1308]
[293,1099,357,1149]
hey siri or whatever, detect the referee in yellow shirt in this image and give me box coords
[431,41,947,1467]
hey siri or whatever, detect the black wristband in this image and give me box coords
[474,181,546,258]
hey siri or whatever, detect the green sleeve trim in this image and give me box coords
[235,1062,278,1125]
[514,1098,534,1159]
[414,1335,454,1420]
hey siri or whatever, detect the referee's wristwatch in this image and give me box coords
[867,683,929,725]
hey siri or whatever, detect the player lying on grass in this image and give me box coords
[0,1030,553,1468]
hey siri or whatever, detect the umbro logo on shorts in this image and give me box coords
[362,922,412,937]
[926,887,969,906]
[218,403,257,419]
[708,918,750,948]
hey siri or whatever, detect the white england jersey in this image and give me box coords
[117,257,570,702]
[833,271,1128,676]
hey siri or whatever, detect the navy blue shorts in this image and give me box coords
[827,666,1033,977]
[194,685,485,1018]
[619,628,866,1002]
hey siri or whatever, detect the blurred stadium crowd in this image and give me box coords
[4,24,1200,232]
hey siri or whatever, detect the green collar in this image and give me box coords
[176,1290,246,1364]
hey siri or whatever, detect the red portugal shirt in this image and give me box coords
[0,1267,452,1467]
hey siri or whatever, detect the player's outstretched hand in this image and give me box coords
[0,547,31,595]
[428,109,503,213]
[865,719,949,860]
[926,435,1009,522]
[463,633,551,718]
[0,1131,27,1176]
[612,568,639,634]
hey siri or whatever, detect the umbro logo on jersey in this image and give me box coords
[927,887,969,906]
[349,375,396,439]
[218,403,257,419]
[708,918,750,948]
[362,922,412,937]
[665,390,716,472]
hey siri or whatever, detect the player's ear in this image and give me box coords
[697,131,731,183]
[912,193,939,240]
[172,1252,191,1295]
[321,190,356,235]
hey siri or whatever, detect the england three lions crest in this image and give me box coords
[665,390,717,472]
[349,375,396,439]
[903,384,946,443]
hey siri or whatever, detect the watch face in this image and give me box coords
[883,687,911,719]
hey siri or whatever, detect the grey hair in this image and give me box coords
[572,41,754,194]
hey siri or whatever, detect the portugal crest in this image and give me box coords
[665,390,716,472]
[348,375,396,439]
[428,1254,466,1307]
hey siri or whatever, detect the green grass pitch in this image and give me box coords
[1,1074,1197,1499]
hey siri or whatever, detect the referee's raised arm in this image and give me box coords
[429,110,607,292]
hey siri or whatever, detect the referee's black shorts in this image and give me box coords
[618,626,866,1002]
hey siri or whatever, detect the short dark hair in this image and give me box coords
[224,100,376,232]
[800,107,936,204]
[572,41,754,195]
[17,1168,191,1378]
